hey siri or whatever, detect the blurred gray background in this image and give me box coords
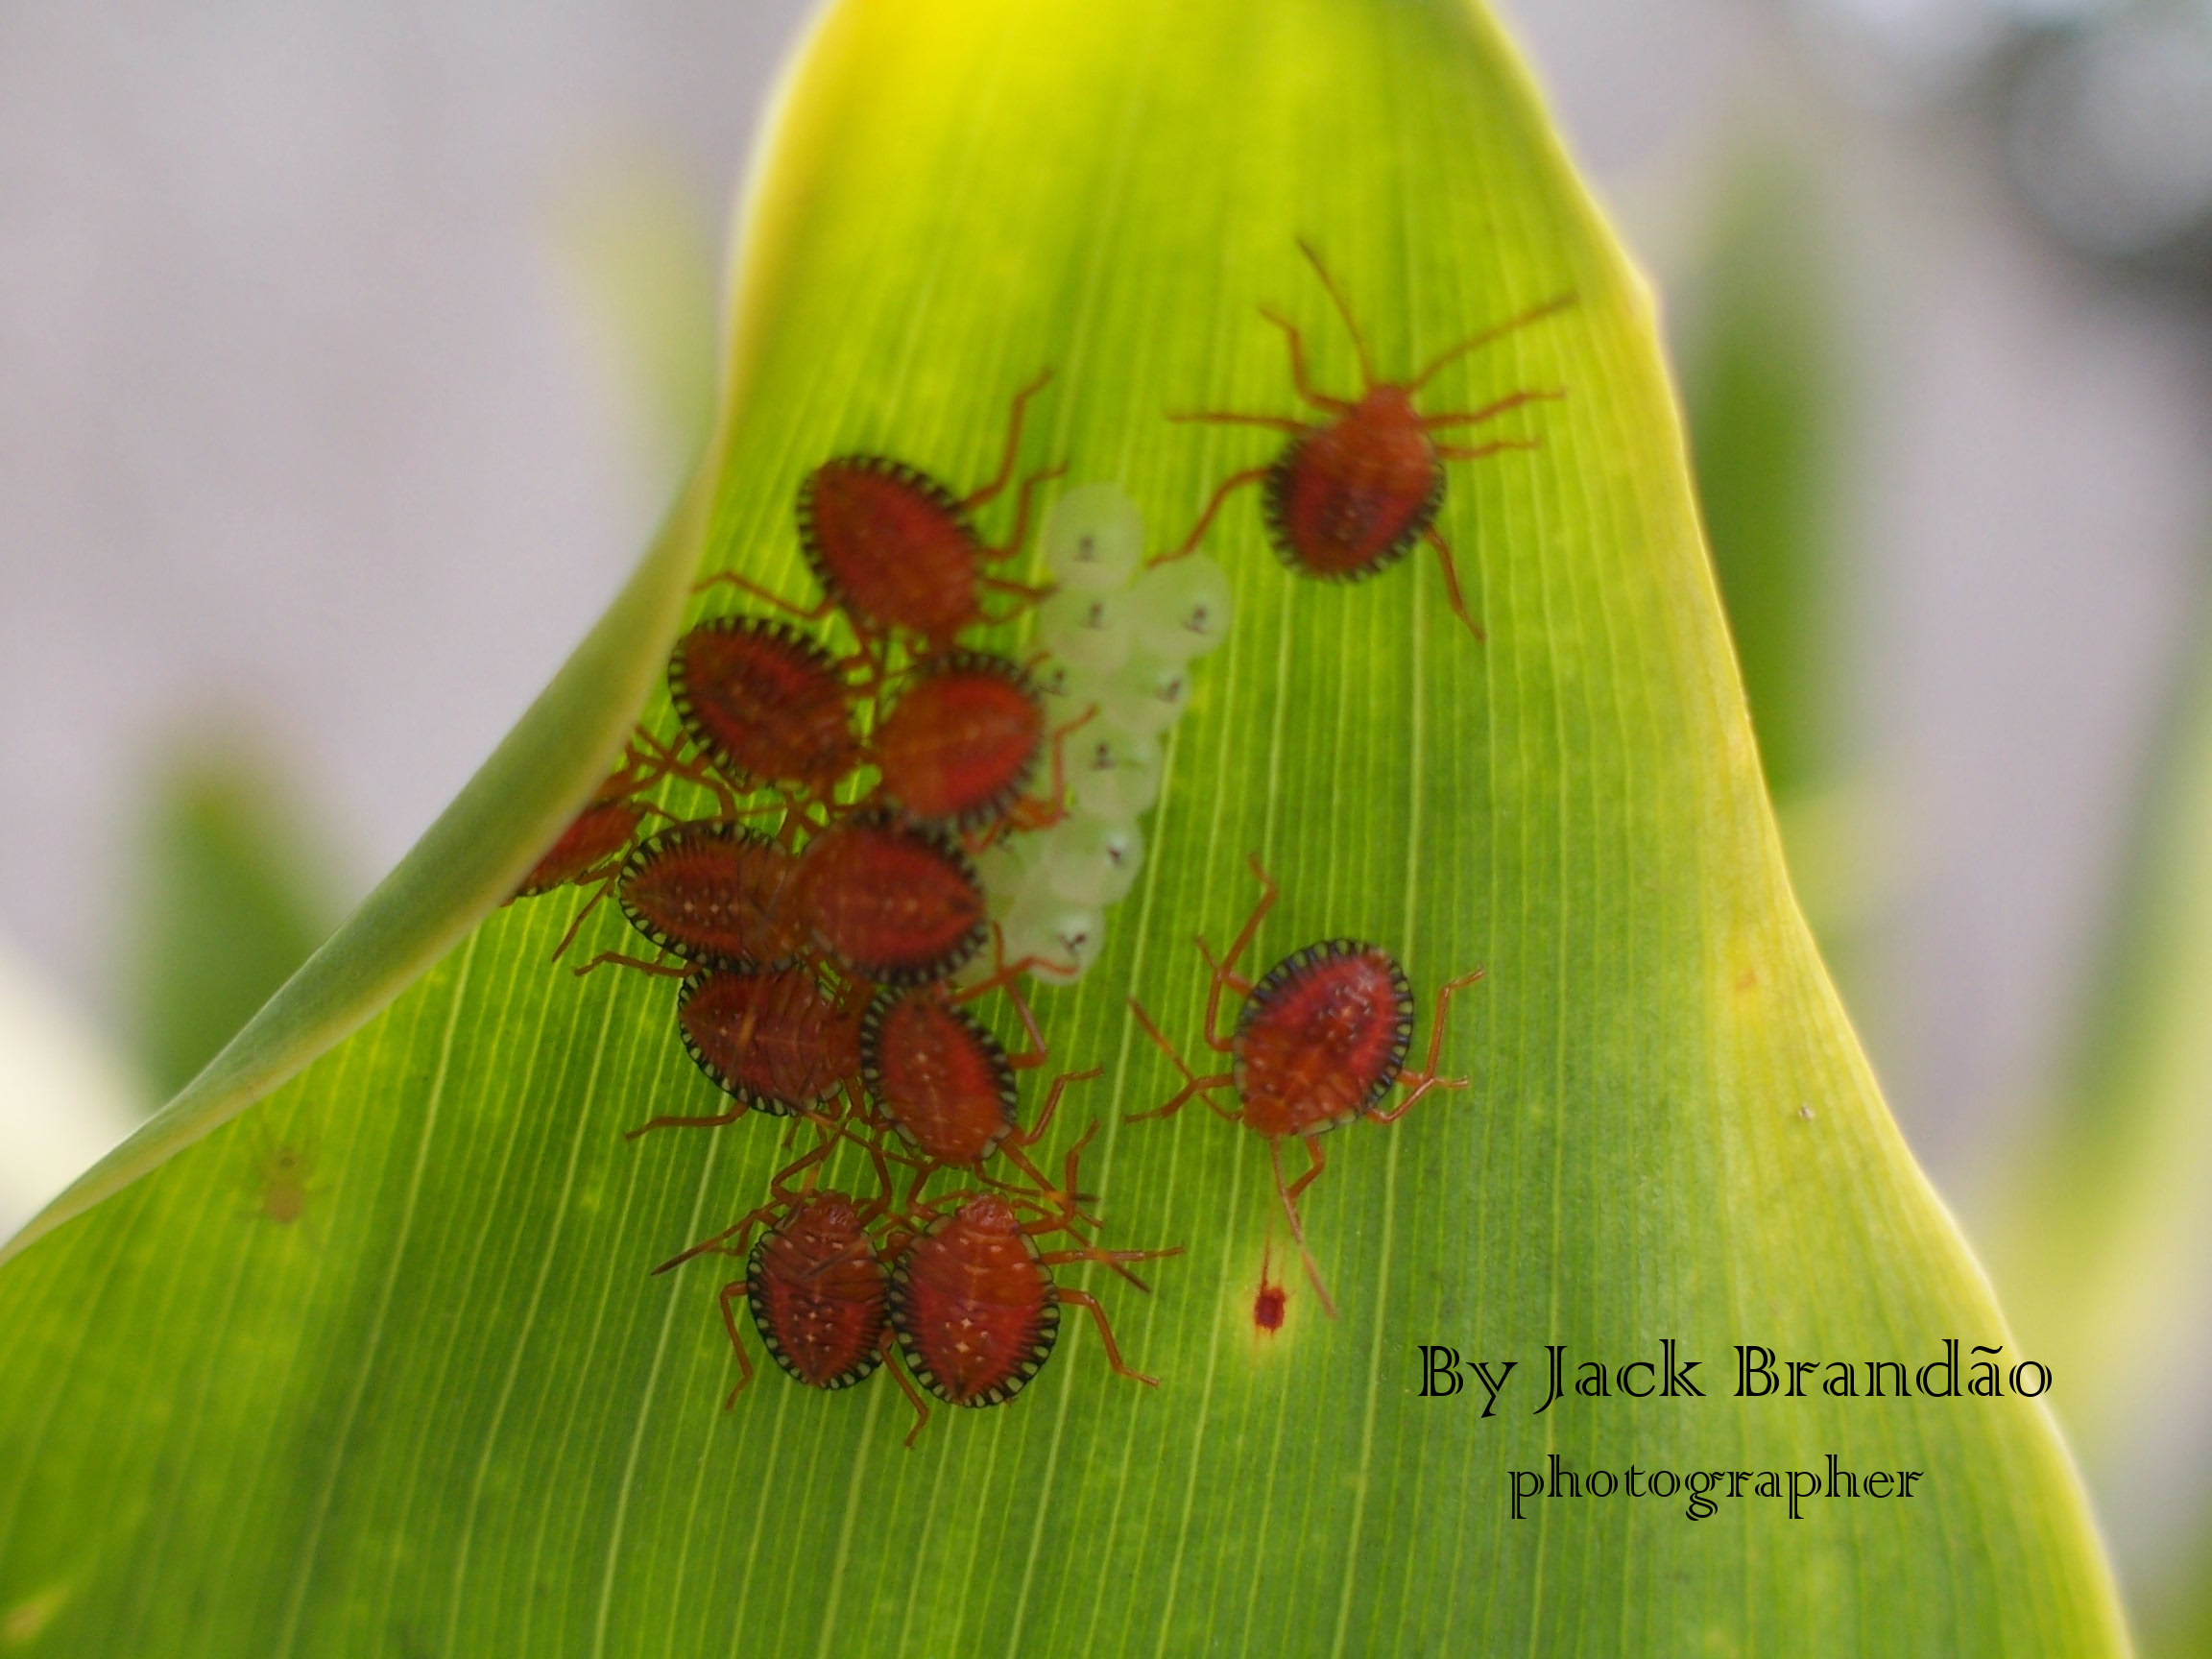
[3,0,2210,1618]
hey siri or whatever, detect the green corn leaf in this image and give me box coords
[0,2,2126,1653]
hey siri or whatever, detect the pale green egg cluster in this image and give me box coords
[976,483,1233,983]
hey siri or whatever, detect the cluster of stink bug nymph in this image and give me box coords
[507,243,1566,1436]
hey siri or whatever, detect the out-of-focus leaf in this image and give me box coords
[1683,146,1838,801]
[132,744,344,1100]
[553,151,723,468]
[1982,581,2212,1646]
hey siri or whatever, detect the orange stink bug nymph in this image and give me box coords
[1164,241,1572,642]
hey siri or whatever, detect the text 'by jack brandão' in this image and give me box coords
[1410,1338,2053,1521]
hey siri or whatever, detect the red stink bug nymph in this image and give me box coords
[794,372,1065,647]
[1163,241,1572,642]
[858,984,1101,1211]
[668,616,860,796]
[612,823,805,971]
[886,1189,1176,1445]
[1127,854,1483,1316]
[512,797,644,902]
[510,735,703,959]
[622,967,862,1133]
[797,811,987,985]
[871,650,1045,830]
[654,1185,926,1425]
[743,1194,891,1391]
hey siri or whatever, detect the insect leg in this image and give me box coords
[952,953,1049,1066]
[1034,1189,1183,1289]
[1123,998,1237,1121]
[995,1117,1099,1227]
[901,1153,955,1216]
[1017,1067,1102,1147]
[1271,1135,1338,1319]
[998,1143,1130,1284]
[978,573,1053,603]
[961,367,1056,511]
[1123,1070,1237,1125]
[1431,439,1539,462]
[1418,525,1487,645]
[982,459,1070,563]
[961,945,1066,995]
[1000,702,1095,831]
[1054,1118,1103,1217]
[1279,1132,1331,1209]
[1371,966,1485,1121]
[768,1120,844,1199]
[549,871,620,961]
[852,1129,901,1223]
[1193,936,1257,998]
[887,1337,933,1448]
[716,1280,757,1409]
[1055,1288,1161,1387]
[1154,467,1271,565]
[625,728,740,820]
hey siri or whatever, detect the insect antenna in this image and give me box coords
[1407,291,1577,394]
[1296,238,1378,389]
[571,950,695,980]
[651,1202,779,1275]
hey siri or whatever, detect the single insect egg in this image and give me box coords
[1042,482,1144,591]
[1103,653,1193,737]
[1031,656,1106,730]
[1005,896,1108,983]
[1038,587,1135,677]
[1070,722,1163,820]
[972,834,1037,922]
[1041,815,1144,906]
[1129,555,1235,661]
